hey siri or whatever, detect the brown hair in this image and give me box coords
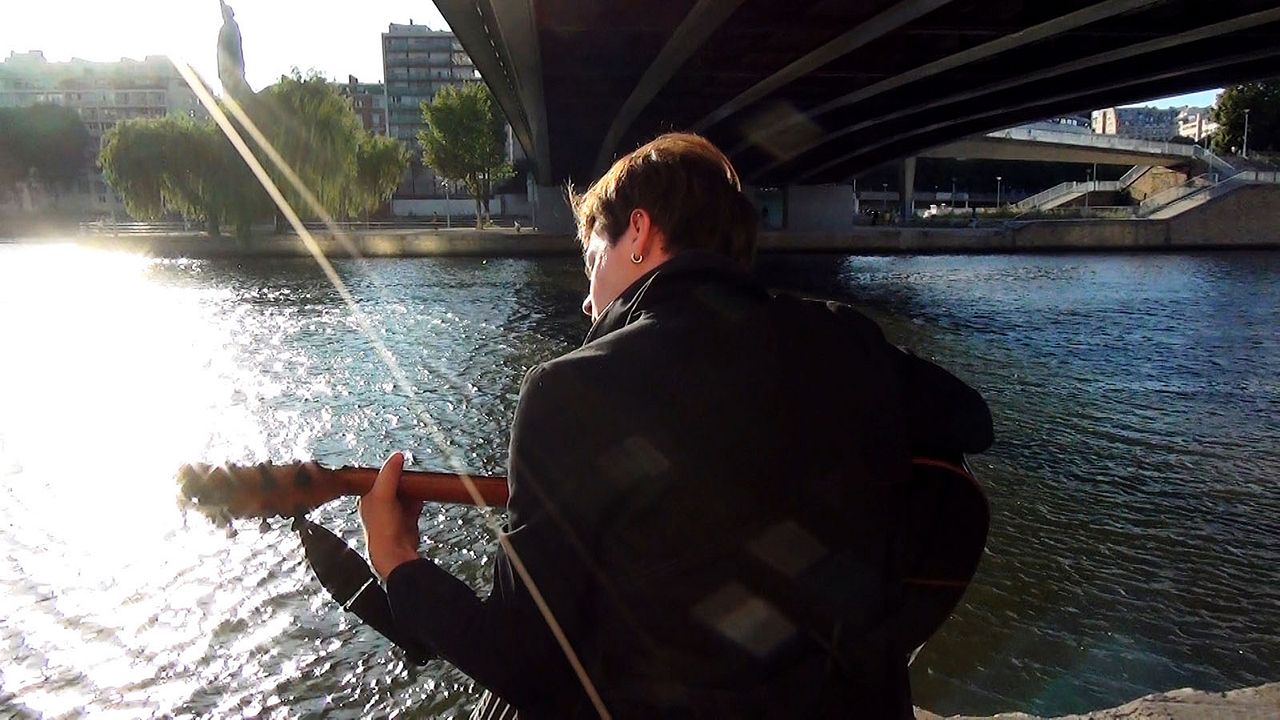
[570,133,757,266]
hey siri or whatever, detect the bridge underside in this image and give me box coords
[437,0,1280,187]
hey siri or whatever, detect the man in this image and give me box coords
[361,133,992,718]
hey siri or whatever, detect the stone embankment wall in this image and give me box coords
[73,229,575,258]
[42,183,1280,257]
[916,682,1280,720]
[1126,166,1188,202]
[1168,183,1280,246]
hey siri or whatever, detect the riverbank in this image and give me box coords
[916,682,1280,719]
[9,182,1275,256]
[27,218,1277,258]
[8,178,1279,255]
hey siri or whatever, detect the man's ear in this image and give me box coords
[629,208,668,262]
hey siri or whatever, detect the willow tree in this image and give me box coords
[418,82,513,228]
[353,133,408,220]
[249,70,365,224]
[101,72,396,236]
[100,115,266,237]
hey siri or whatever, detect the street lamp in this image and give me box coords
[442,179,452,228]
[996,176,1002,208]
[882,182,888,211]
[1243,108,1251,159]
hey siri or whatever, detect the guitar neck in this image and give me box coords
[177,461,509,520]
[330,466,510,507]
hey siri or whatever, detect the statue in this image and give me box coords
[217,0,250,98]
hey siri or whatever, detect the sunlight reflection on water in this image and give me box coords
[0,244,583,718]
[0,244,1276,718]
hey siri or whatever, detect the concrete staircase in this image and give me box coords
[1136,173,1216,217]
[1013,180,1120,214]
[1014,150,1241,218]
[1149,170,1280,219]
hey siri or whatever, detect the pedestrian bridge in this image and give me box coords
[918,127,1236,176]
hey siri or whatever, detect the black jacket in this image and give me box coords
[387,251,993,719]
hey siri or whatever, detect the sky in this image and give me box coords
[1,1,448,91]
[2,1,1222,109]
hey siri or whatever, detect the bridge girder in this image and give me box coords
[435,0,1280,186]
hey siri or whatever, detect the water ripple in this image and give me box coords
[0,247,1276,717]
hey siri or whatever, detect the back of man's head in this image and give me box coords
[571,132,758,266]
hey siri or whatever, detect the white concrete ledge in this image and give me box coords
[916,681,1280,720]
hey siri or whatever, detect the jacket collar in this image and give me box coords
[583,251,763,345]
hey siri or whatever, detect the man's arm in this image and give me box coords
[378,365,597,711]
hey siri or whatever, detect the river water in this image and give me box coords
[0,244,1276,718]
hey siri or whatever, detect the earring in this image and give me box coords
[630,252,643,264]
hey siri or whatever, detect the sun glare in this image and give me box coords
[0,245,258,570]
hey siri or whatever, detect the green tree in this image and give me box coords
[0,108,33,202]
[100,71,394,238]
[0,104,91,201]
[353,133,408,220]
[99,115,267,237]
[418,82,513,228]
[249,70,364,224]
[98,118,169,220]
[1212,80,1280,156]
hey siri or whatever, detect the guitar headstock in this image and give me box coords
[177,461,346,522]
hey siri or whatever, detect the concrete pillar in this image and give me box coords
[783,184,855,232]
[899,156,917,222]
[531,183,576,235]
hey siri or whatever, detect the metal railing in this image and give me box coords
[1140,169,1280,218]
[79,217,534,236]
[1191,145,1237,175]
[1013,181,1076,211]
[1013,180,1120,213]
[988,127,1187,155]
[1117,165,1150,188]
[78,220,200,236]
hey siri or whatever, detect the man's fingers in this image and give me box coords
[368,451,405,499]
[399,499,424,538]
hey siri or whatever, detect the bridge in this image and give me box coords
[919,127,1233,174]
[436,0,1280,229]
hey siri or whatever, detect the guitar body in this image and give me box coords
[900,456,990,654]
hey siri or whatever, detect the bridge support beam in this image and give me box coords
[784,185,854,232]
[899,156,917,221]
[531,184,576,236]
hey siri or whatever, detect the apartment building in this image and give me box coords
[1176,106,1219,143]
[0,51,204,215]
[1091,106,1180,141]
[381,22,480,211]
[338,75,388,135]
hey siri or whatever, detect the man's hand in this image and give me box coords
[359,451,425,581]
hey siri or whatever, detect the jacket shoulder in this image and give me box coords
[769,293,891,345]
